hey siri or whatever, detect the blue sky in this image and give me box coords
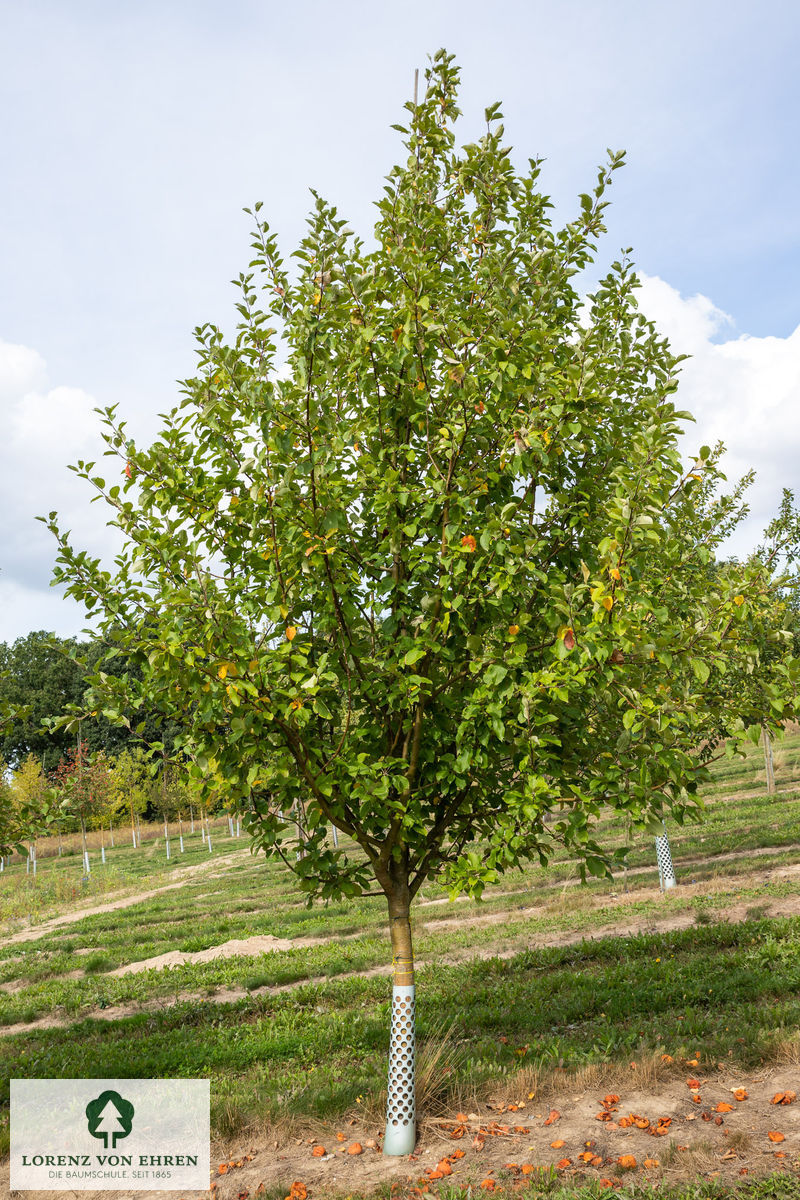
[1,0,799,640]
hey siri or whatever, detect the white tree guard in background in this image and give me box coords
[383,982,416,1156]
[655,826,677,890]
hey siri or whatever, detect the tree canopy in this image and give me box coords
[45,50,799,938]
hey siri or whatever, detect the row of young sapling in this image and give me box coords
[0,740,249,880]
[3,720,786,883]
[2,809,248,880]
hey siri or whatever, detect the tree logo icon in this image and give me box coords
[85,1090,135,1149]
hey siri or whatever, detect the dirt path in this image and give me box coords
[4,1061,798,1199]
[4,863,800,1039]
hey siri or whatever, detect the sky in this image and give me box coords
[1,0,799,642]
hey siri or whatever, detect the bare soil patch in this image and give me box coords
[109,933,327,976]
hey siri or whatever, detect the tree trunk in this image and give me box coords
[295,802,306,861]
[109,820,115,848]
[763,728,776,795]
[383,879,416,1156]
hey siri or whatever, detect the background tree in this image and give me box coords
[53,742,110,874]
[11,754,52,875]
[0,633,86,770]
[148,754,192,857]
[0,631,184,769]
[674,475,800,793]
[85,750,114,863]
[45,52,799,1152]
[0,754,23,862]
[110,748,150,847]
[0,667,30,858]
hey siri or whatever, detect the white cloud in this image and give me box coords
[0,578,90,643]
[636,276,800,558]
[0,341,47,402]
[0,339,120,642]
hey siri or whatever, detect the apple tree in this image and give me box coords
[44,52,799,1151]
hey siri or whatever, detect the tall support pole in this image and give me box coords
[655,825,677,891]
[763,728,776,795]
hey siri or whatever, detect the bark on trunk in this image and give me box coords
[763,729,776,795]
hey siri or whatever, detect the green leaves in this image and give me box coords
[403,647,427,667]
[42,52,800,913]
[692,659,711,685]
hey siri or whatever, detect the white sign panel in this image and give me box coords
[11,1079,210,1191]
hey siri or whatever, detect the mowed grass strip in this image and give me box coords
[4,863,800,1024]
[4,765,800,985]
[4,731,800,933]
[2,918,800,1137]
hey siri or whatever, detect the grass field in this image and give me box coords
[2,733,800,1198]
